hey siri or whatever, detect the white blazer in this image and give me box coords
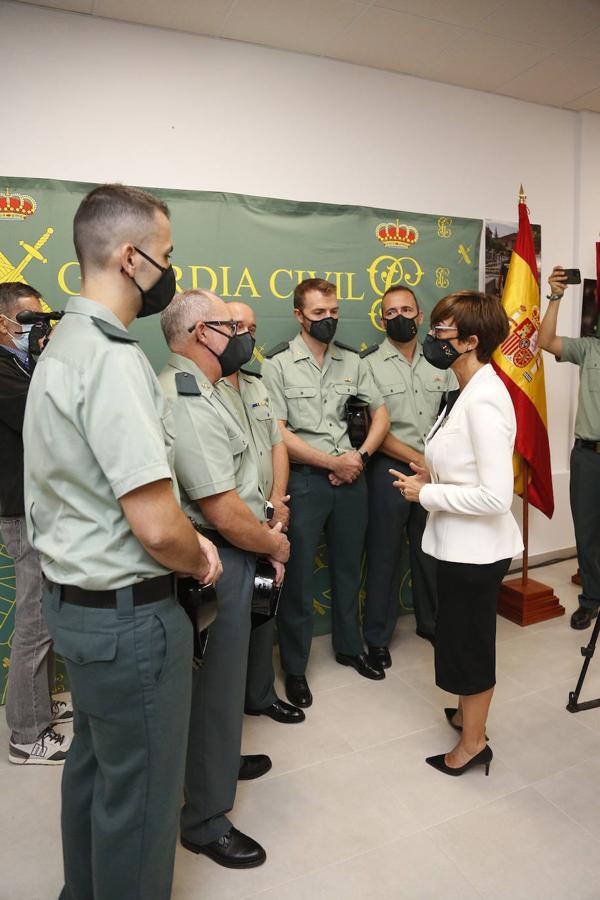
[419,364,524,564]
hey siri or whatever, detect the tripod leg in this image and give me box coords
[567,612,600,712]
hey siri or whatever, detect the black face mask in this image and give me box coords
[204,327,252,378]
[127,246,176,318]
[385,314,418,343]
[303,315,338,344]
[422,333,471,370]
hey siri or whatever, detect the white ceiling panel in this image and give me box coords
[496,51,600,106]
[12,0,600,113]
[479,0,600,50]
[92,0,232,35]
[373,0,504,28]
[220,0,368,55]
[328,5,464,74]
[412,32,551,93]
[567,86,600,112]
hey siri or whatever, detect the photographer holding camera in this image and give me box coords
[0,282,72,765]
[539,266,600,630]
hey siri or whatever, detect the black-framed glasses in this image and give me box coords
[187,320,239,336]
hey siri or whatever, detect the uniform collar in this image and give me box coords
[382,336,423,366]
[64,296,130,334]
[290,331,342,362]
[167,352,215,396]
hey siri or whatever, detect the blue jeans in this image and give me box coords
[1,516,53,743]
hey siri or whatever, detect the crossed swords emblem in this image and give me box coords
[0,227,54,284]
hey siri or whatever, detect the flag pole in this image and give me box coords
[521,460,529,585]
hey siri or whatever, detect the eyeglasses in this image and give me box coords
[187,320,239,336]
[431,324,458,336]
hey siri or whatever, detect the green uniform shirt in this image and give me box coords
[23,296,176,590]
[217,371,281,499]
[261,333,383,454]
[558,336,600,440]
[159,353,265,528]
[362,338,457,453]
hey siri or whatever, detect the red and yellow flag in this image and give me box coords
[492,194,554,518]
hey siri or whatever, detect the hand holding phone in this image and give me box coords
[561,268,581,285]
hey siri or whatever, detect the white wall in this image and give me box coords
[4,0,600,560]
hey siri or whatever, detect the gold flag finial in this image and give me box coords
[519,184,527,203]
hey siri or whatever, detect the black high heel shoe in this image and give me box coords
[444,708,489,741]
[426,744,492,777]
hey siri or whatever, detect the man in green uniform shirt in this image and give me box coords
[539,265,600,630]
[261,278,389,709]
[23,184,220,900]
[220,301,304,724]
[159,290,290,869]
[361,286,457,667]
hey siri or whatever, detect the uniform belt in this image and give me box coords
[45,574,174,608]
[574,438,600,453]
[190,521,235,550]
[290,463,331,476]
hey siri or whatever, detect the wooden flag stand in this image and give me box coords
[498,462,565,625]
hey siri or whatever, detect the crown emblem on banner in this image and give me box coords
[0,188,37,220]
[375,220,418,247]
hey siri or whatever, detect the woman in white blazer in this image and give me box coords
[392,291,523,778]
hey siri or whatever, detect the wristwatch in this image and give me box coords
[359,450,370,465]
[546,293,563,301]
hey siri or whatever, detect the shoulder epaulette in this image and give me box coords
[91,317,138,343]
[175,371,201,396]
[333,340,358,354]
[360,344,379,358]
[264,341,289,359]
[240,368,262,378]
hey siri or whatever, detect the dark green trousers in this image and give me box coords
[570,445,600,608]
[181,547,255,845]
[277,467,366,675]
[364,454,437,644]
[245,617,277,710]
[43,581,193,900]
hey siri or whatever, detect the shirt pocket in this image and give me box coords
[248,401,273,422]
[284,386,318,421]
[332,382,359,417]
[587,362,600,391]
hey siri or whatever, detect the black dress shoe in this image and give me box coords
[416,629,435,646]
[571,605,599,630]
[367,645,392,669]
[181,826,266,868]
[426,744,492,777]
[238,754,272,781]
[285,674,313,708]
[335,652,385,680]
[245,698,306,723]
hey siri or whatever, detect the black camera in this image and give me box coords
[16,309,64,368]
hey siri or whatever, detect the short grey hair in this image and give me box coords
[160,289,223,347]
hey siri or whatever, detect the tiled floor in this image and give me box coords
[2,559,600,899]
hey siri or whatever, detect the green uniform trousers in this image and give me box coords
[181,546,255,845]
[43,581,193,900]
[277,466,366,675]
[245,617,278,710]
[570,445,600,608]
[364,454,437,645]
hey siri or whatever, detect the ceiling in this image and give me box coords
[16,0,600,112]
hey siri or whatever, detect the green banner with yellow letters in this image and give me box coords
[0,176,482,701]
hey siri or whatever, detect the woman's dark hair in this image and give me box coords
[430,291,509,363]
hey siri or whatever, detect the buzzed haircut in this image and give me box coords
[0,282,43,318]
[160,289,222,348]
[382,285,419,311]
[293,278,337,312]
[73,183,170,276]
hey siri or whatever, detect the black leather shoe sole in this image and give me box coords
[180,836,266,869]
[245,701,306,724]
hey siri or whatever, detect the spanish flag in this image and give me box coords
[492,194,554,518]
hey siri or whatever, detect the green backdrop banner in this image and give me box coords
[0,176,482,701]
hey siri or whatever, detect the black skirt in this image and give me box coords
[434,557,512,696]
